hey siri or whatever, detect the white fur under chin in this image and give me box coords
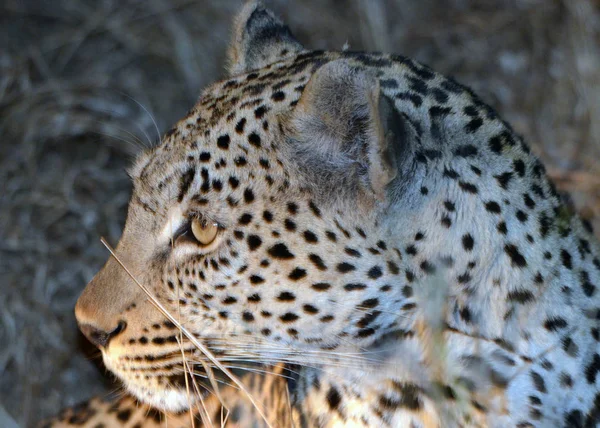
[126,381,197,412]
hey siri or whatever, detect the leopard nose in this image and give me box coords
[78,321,126,348]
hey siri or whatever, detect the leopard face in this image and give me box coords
[74,2,600,425]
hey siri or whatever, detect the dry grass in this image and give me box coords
[0,0,598,425]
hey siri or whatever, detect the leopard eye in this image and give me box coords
[190,218,219,245]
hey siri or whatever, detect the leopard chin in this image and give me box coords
[124,382,196,413]
[101,349,199,413]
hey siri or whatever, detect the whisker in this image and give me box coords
[90,129,146,155]
[186,356,360,390]
[101,237,273,428]
[119,91,162,144]
[205,340,385,364]
[188,361,297,381]
[327,299,412,319]
[133,120,155,149]
[88,115,149,150]
[194,349,380,370]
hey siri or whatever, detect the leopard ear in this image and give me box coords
[227,1,304,76]
[288,60,410,202]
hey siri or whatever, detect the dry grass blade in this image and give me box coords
[176,336,197,428]
[285,380,295,428]
[100,237,273,428]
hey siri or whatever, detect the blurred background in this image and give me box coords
[0,0,598,425]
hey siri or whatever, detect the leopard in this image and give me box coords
[41,1,600,427]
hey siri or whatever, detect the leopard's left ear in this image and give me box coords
[227,1,304,76]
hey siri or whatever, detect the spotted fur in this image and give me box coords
[40,364,292,427]
[45,1,600,427]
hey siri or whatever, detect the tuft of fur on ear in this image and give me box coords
[287,60,410,203]
[227,1,304,76]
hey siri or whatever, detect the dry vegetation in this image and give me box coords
[0,0,598,425]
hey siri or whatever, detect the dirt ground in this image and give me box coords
[0,0,598,426]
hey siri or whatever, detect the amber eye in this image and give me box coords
[190,218,219,245]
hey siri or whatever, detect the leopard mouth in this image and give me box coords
[101,345,259,412]
[100,346,209,411]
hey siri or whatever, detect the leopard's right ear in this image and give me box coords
[227,1,304,76]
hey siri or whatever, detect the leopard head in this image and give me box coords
[74,2,414,411]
